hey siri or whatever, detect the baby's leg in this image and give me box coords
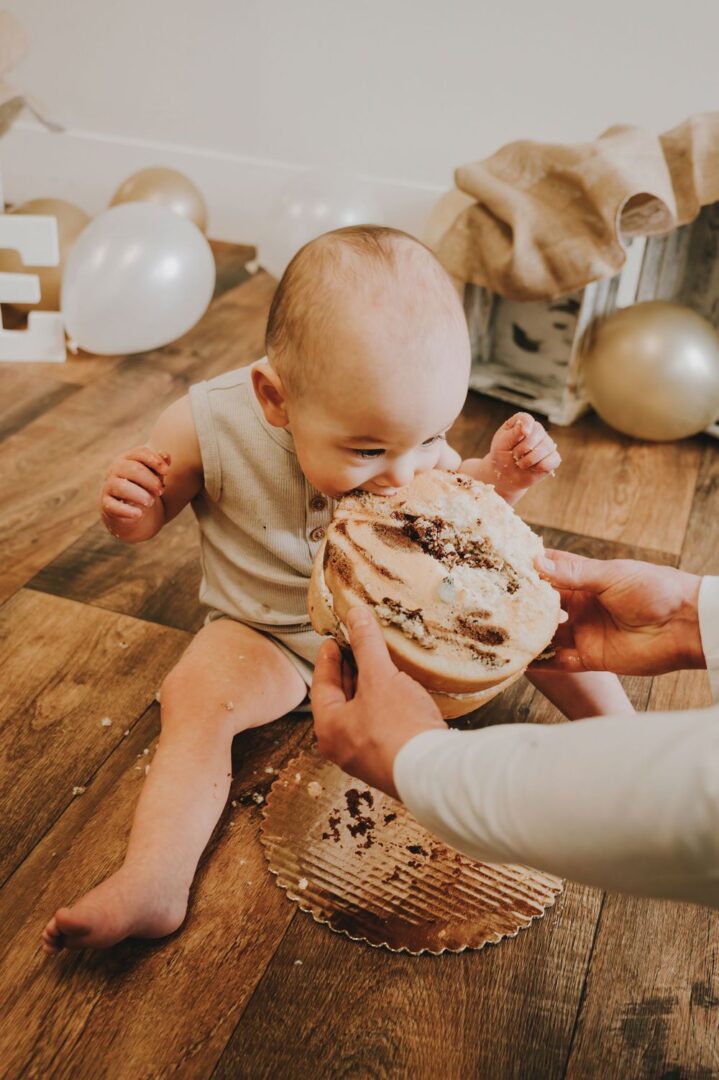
[42,619,306,953]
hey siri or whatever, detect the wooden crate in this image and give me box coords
[466,202,719,437]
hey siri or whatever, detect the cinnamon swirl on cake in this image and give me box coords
[308,470,560,719]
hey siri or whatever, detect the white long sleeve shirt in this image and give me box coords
[394,576,719,908]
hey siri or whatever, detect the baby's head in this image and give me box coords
[253,224,470,498]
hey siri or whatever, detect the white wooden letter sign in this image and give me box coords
[0,170,66,361]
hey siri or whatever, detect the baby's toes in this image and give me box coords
[41,916,63,954]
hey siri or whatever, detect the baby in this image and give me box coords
[43,225,632,953]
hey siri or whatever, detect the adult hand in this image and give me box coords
[532,550,704,676]
[311,607,447,798]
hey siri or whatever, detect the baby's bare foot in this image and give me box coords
[487,412,561,501]
[41,867,189,954]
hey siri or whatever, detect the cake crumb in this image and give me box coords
[231,799,238,808]
[307,781,322,798]
[100,716,112,727]
[154,689,162,703]
[223,701,235,711]
[264,766,275,775]
[143,748,149,756]
[298,878,308,890]
[123,729,129,738]
[72,786,86,796]
[293,959,303,966]
[294,772,302,783]
[251,791,264,805]
[144,764,151,775]
[118,640,129,649]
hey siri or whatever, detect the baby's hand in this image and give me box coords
[480,413,561,504]
[100,446,171,536]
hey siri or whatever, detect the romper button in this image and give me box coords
[310,526,326,542]
[310,495,327,511]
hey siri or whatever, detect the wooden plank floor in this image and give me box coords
[1,241,718,1079]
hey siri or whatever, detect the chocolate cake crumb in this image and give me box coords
[407,844,429,856]
[345,788,373,816]
[383,812,398,825]
[344,788,375,849]
[323,813,341,842]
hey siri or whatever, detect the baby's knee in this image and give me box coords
[157,661,247,736]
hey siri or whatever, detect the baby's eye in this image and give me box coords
[351,448,385,459]
[422,433,446,447]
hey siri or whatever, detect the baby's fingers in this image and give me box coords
[112,458,166,497]
[516,439,561,472]
[105,476,157,509]
[101,494,143,520]
[123,446,171,477]
[528,446,562,475]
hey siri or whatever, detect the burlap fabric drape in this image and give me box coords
[435,113,719,301]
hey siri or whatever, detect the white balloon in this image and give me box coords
[257,170,383,280]
[61,203,216,355]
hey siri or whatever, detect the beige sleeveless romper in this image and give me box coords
[188,361,336,690]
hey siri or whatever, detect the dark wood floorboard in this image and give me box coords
[1,240,717,1078]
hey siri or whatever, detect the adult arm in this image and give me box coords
[313,576,719,908]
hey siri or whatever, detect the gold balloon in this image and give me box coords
[109,167,208,233]
[580,301,719,441]
[0,198,90,311]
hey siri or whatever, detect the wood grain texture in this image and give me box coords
[681,438,719,575]
[0,369,80,440]
[215,878,602,1080]
[28,506,206,631]
[0,588,190,886]
[518,416,703,555]
[0,712,312,1080]
[454,402,704,555]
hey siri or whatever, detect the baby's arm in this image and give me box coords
[527,669,634,720]
[100,396,203,544]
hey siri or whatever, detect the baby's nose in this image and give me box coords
[379,457,415,488]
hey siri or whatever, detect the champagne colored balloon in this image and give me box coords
[109,166,208,233]
[0,198,90,311]
[257,170,382,280]
[61,203,216,356]
[581,301,719,441]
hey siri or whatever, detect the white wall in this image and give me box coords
[2,0,718,241]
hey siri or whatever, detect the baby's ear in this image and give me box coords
[252,362,290,427]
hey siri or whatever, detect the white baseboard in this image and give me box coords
[0,121,444,245]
